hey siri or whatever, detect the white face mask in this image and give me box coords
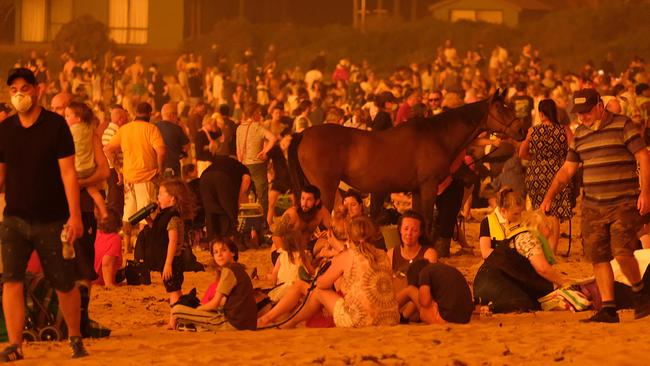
[11,93,33,113]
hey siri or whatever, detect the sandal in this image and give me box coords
[0,344,23,362]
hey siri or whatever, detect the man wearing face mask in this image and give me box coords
[0,68,89,360]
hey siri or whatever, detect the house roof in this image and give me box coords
[429,0,552,12]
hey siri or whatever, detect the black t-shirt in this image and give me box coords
[194,129,221,162]
[372,110,393,131]
[480,217,490,237]
[418,263,474,324]
[202,155,250,188]
[0,109,75,222]
[156,120,189,170]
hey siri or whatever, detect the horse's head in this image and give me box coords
[485,89,527,141]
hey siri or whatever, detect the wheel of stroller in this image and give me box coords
[22,329,39,342]
[38,326,62,341]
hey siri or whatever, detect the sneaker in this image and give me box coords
[634,290,650,320]
[176,322,197,332]
[580,307,620,323]
[0,344,23,362]
[69,336,89,359]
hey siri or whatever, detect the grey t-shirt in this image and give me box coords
[236,121,270,165]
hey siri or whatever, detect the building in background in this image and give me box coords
[428,0,552,27]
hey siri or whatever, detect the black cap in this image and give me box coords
[6,68,37,86]
[571,88,601,113]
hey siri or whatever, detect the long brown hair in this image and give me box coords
[159,178,196,220]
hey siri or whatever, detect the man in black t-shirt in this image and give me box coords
[199,156,252,239]
[0,68,88,360]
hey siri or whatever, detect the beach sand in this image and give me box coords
[16,215,650,365]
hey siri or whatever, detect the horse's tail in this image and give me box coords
[288,132,309,204]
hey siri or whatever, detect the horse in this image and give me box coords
[287,89,526,240]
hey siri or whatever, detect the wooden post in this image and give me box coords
[353,0,359,29]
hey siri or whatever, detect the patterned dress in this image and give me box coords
[525,123,574,220]
[333,249,400,328]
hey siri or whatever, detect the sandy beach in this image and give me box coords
[14,216,650,366]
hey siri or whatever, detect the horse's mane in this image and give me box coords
[404,97,489,134]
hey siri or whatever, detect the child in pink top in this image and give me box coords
[93,210,123,287]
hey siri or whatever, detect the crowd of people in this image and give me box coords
[1,38,650,361]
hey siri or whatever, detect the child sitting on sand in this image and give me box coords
[93,209,123,287]
[64,101,108,219]
[397,259,474,324]
[267,222,306,303]
[172,237,257,330]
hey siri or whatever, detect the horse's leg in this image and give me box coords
[418,181,438,248]
[370,192,387,222]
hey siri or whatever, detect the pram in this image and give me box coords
[0,273,68,342]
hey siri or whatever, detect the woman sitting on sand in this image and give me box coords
[257,208,349,327]
[267,222,308,303]
[473,187,571,313]
[281,216,400,328]
[387,210,438,279]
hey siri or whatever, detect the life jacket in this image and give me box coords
[486,212,555,265]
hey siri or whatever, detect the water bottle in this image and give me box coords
[61,225,75,260]
[127,203,158,225]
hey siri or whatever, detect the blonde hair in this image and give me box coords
[273,219,302,264]
[521,210,552,237]
[496,187,525,210]
[346,216,384,268]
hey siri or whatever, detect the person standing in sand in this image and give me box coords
[542,88,650,323]
[0,68,88,360]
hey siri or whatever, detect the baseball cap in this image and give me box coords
[6,67,37,86]
[571,88,601,114]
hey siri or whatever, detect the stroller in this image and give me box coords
[0,273,69,342]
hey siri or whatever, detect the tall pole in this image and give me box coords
[361,0,366,32]
[353,0,359,29]
[238,0,245,19]
[410,0,416,21]
[393,0,401,20]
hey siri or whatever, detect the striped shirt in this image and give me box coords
[566,111,645,205]
[101,122,123,169]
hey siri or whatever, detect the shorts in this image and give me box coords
[0,216,75,292]
[171,304,235,331]
[332,298,354,328]
[581,202,646,263]
[163,256,184,293]
[123,180,158,223]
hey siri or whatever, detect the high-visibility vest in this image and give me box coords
[486,212,556,265]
